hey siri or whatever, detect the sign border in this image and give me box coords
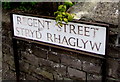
[10,13,109,59]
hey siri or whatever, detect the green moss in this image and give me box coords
[2,2,36,10]
[40,70,53,80]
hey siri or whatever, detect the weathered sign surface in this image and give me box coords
[12,14,107,56]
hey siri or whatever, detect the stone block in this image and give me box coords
[42,66,56,73]
[21,52,39,67]
[48,52,60,63]
[19,61,30,73]
[25,74,38,80]
[32,46,47,59]
[52,72,63,80]
[2,22,11,31]
[63,77,72,80]
[32,43,49,51]
[107,58,119,79]
[38,58,59,73]
[39,59,66,77]
[83,61,101,74]
[3,54,13,63]
[118,61,120,79]
[31,72,50,81]
[38,58,53,67]
[51,47,73,55]
[108,46,120,58]
[2,36,12,47]
[17,41,28,51]
[39,70,53,80]
[19,72,26,80]
[3,53,15,70]
[77,53,102,74]
[61,54,82,70]
[28,64,54,80]
[3,70,16,80]
[2,44,13,56]
[87,73,102,81]
[2,62,9,77]
[106,77,120,82]
[55,64,67,77]
[68,67,86,80]
[28,64,49,76]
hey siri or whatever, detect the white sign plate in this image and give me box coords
[12,14,107,55]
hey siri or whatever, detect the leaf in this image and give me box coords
[62,12,66,16]
[57,14,63,18]
[58,5,64,10]
[68,14,74,21]
[58,5,66,12]
[54,11,58,15]
[64,0,73,7]
[57,22,63,27]
[63,18,68,23]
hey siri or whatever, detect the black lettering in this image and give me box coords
[81,39,88,49]
[61,36,69,45]
[36,31,42,39]
[25,29,29,37]
[33,19,38,27]
[47,33,53,42]
[20,28,24,36]
[68,37,75,47]
[17,16,21,24]
[77,38,82,48]
[57,24,62,32]
[78,25,83,35]
[70,24,76,34]
[57,26,62,32]
[54,34,61,43]
[16,27,20,35]
[22,17,27,25]
[63,23,68,32]
[29,30,35,38]
[27,18,32,26]
[84,27,90,37]
[90,41,101,51]
[38,19,44,28]
[45,20,51,29]
[91,27,99,38]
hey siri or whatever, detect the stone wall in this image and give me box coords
[16,40,103,81]
[2,2,120,81]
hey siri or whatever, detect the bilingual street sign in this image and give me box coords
[11,13,108,57]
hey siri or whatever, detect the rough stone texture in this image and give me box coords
[20,52,39,67]
[2,2,120,81]
[106,77,120,82]
[19,60,30,73]
[77,53,102,74]
[48,52,60,63]
[108,45,120,58]
[25,74,38,80]
[37,70,54,80]
[2,21,16,80]
[68,67,86,80]
[55,64,67,77]
[61,54,82,70]
[83,61,101,74]
[106,58,119,78]
[32,46,48,59]
[87,73,102,81]
[68,2,119,25]
[68,2,120,81]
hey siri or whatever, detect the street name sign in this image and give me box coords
[11,13,108,57]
